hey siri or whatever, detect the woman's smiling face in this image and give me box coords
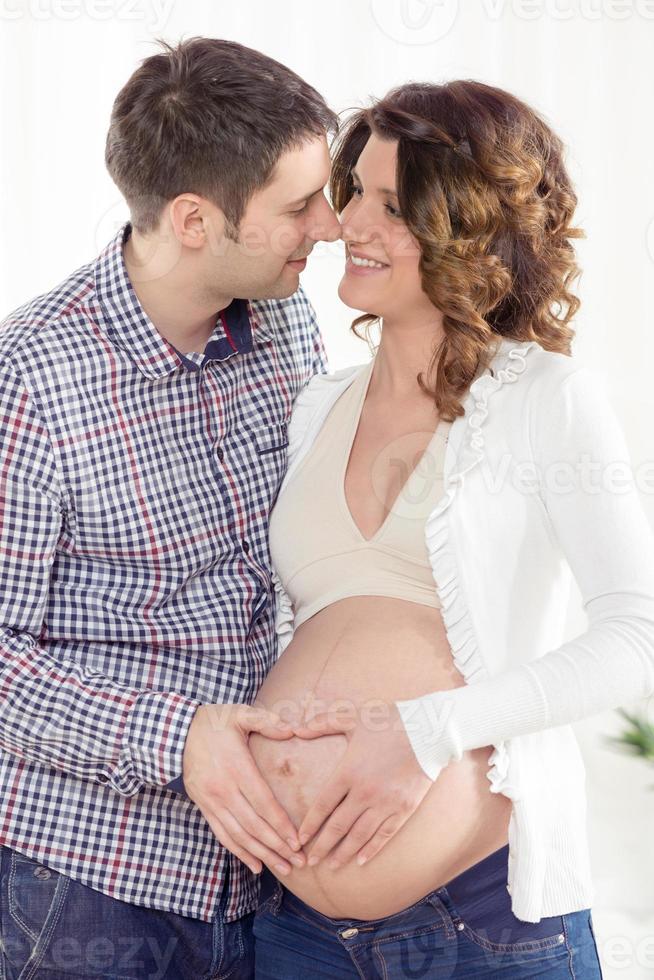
[338,132,431,322]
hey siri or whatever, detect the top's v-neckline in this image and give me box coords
[340,359,448,545]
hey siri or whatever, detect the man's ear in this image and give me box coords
[169,195,217,251]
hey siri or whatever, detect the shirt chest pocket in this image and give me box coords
[245,420,290,510]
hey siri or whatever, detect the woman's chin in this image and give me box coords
[337,278,384,316]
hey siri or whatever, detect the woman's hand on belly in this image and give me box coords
[248,716,512,921]
[289,699,434,871]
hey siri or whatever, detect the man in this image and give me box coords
[0,36,340,978]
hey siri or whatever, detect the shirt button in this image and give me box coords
[216,447,224,462]
[242,539,250,554]
[98,774,109,783]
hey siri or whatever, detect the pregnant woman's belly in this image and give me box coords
[249,596,512,920]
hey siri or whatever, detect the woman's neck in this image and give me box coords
[368,314,446,400]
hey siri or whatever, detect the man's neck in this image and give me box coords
[122,230,233,354]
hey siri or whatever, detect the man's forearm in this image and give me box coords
[0,627,201,796]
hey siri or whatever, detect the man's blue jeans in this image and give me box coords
[0,843,254,979]
[253,843,605,979]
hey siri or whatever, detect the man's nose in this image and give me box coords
[307,199,342,243]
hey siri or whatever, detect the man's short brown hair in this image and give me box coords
[105,37,338,236]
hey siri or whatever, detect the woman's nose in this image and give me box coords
[339,198,383,246]
[341,217,377,247]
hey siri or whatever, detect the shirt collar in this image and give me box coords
[93,221,274,379]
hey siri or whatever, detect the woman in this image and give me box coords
[247,80,653,977]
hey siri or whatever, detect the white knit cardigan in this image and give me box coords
[270,336,654,922]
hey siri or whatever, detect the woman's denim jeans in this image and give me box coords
[253,843,605,979]
[0,844,254,979]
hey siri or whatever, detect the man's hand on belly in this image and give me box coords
[290,701,434,870]
[182,703,308,876]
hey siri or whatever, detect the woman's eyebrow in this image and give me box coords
[351,168,399,199]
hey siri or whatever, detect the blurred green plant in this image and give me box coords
[604,708,654,789]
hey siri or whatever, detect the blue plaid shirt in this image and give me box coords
[0,222,328,923]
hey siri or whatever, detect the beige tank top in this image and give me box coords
[269,357,453,630]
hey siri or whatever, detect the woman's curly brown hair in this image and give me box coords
[330,79,585,421]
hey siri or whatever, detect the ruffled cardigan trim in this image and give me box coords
[424,340,539,796]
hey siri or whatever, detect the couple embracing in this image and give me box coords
[1,34,646,979]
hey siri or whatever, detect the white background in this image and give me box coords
[1,2,653,975]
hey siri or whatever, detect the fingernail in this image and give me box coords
[299,833,310,845]
[357,854,367,866]
[287,837,301,851]
[291,853,305,867]
[307,855,319,867]
[274,863,290,876]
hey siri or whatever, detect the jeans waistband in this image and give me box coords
[437,842,512,918]
[258,842,565,941]
[435,842,565,939]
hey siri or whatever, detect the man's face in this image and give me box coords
[203,133,340,301]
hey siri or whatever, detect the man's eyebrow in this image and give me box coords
[351,168,399,199]
[285,185,325,208]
